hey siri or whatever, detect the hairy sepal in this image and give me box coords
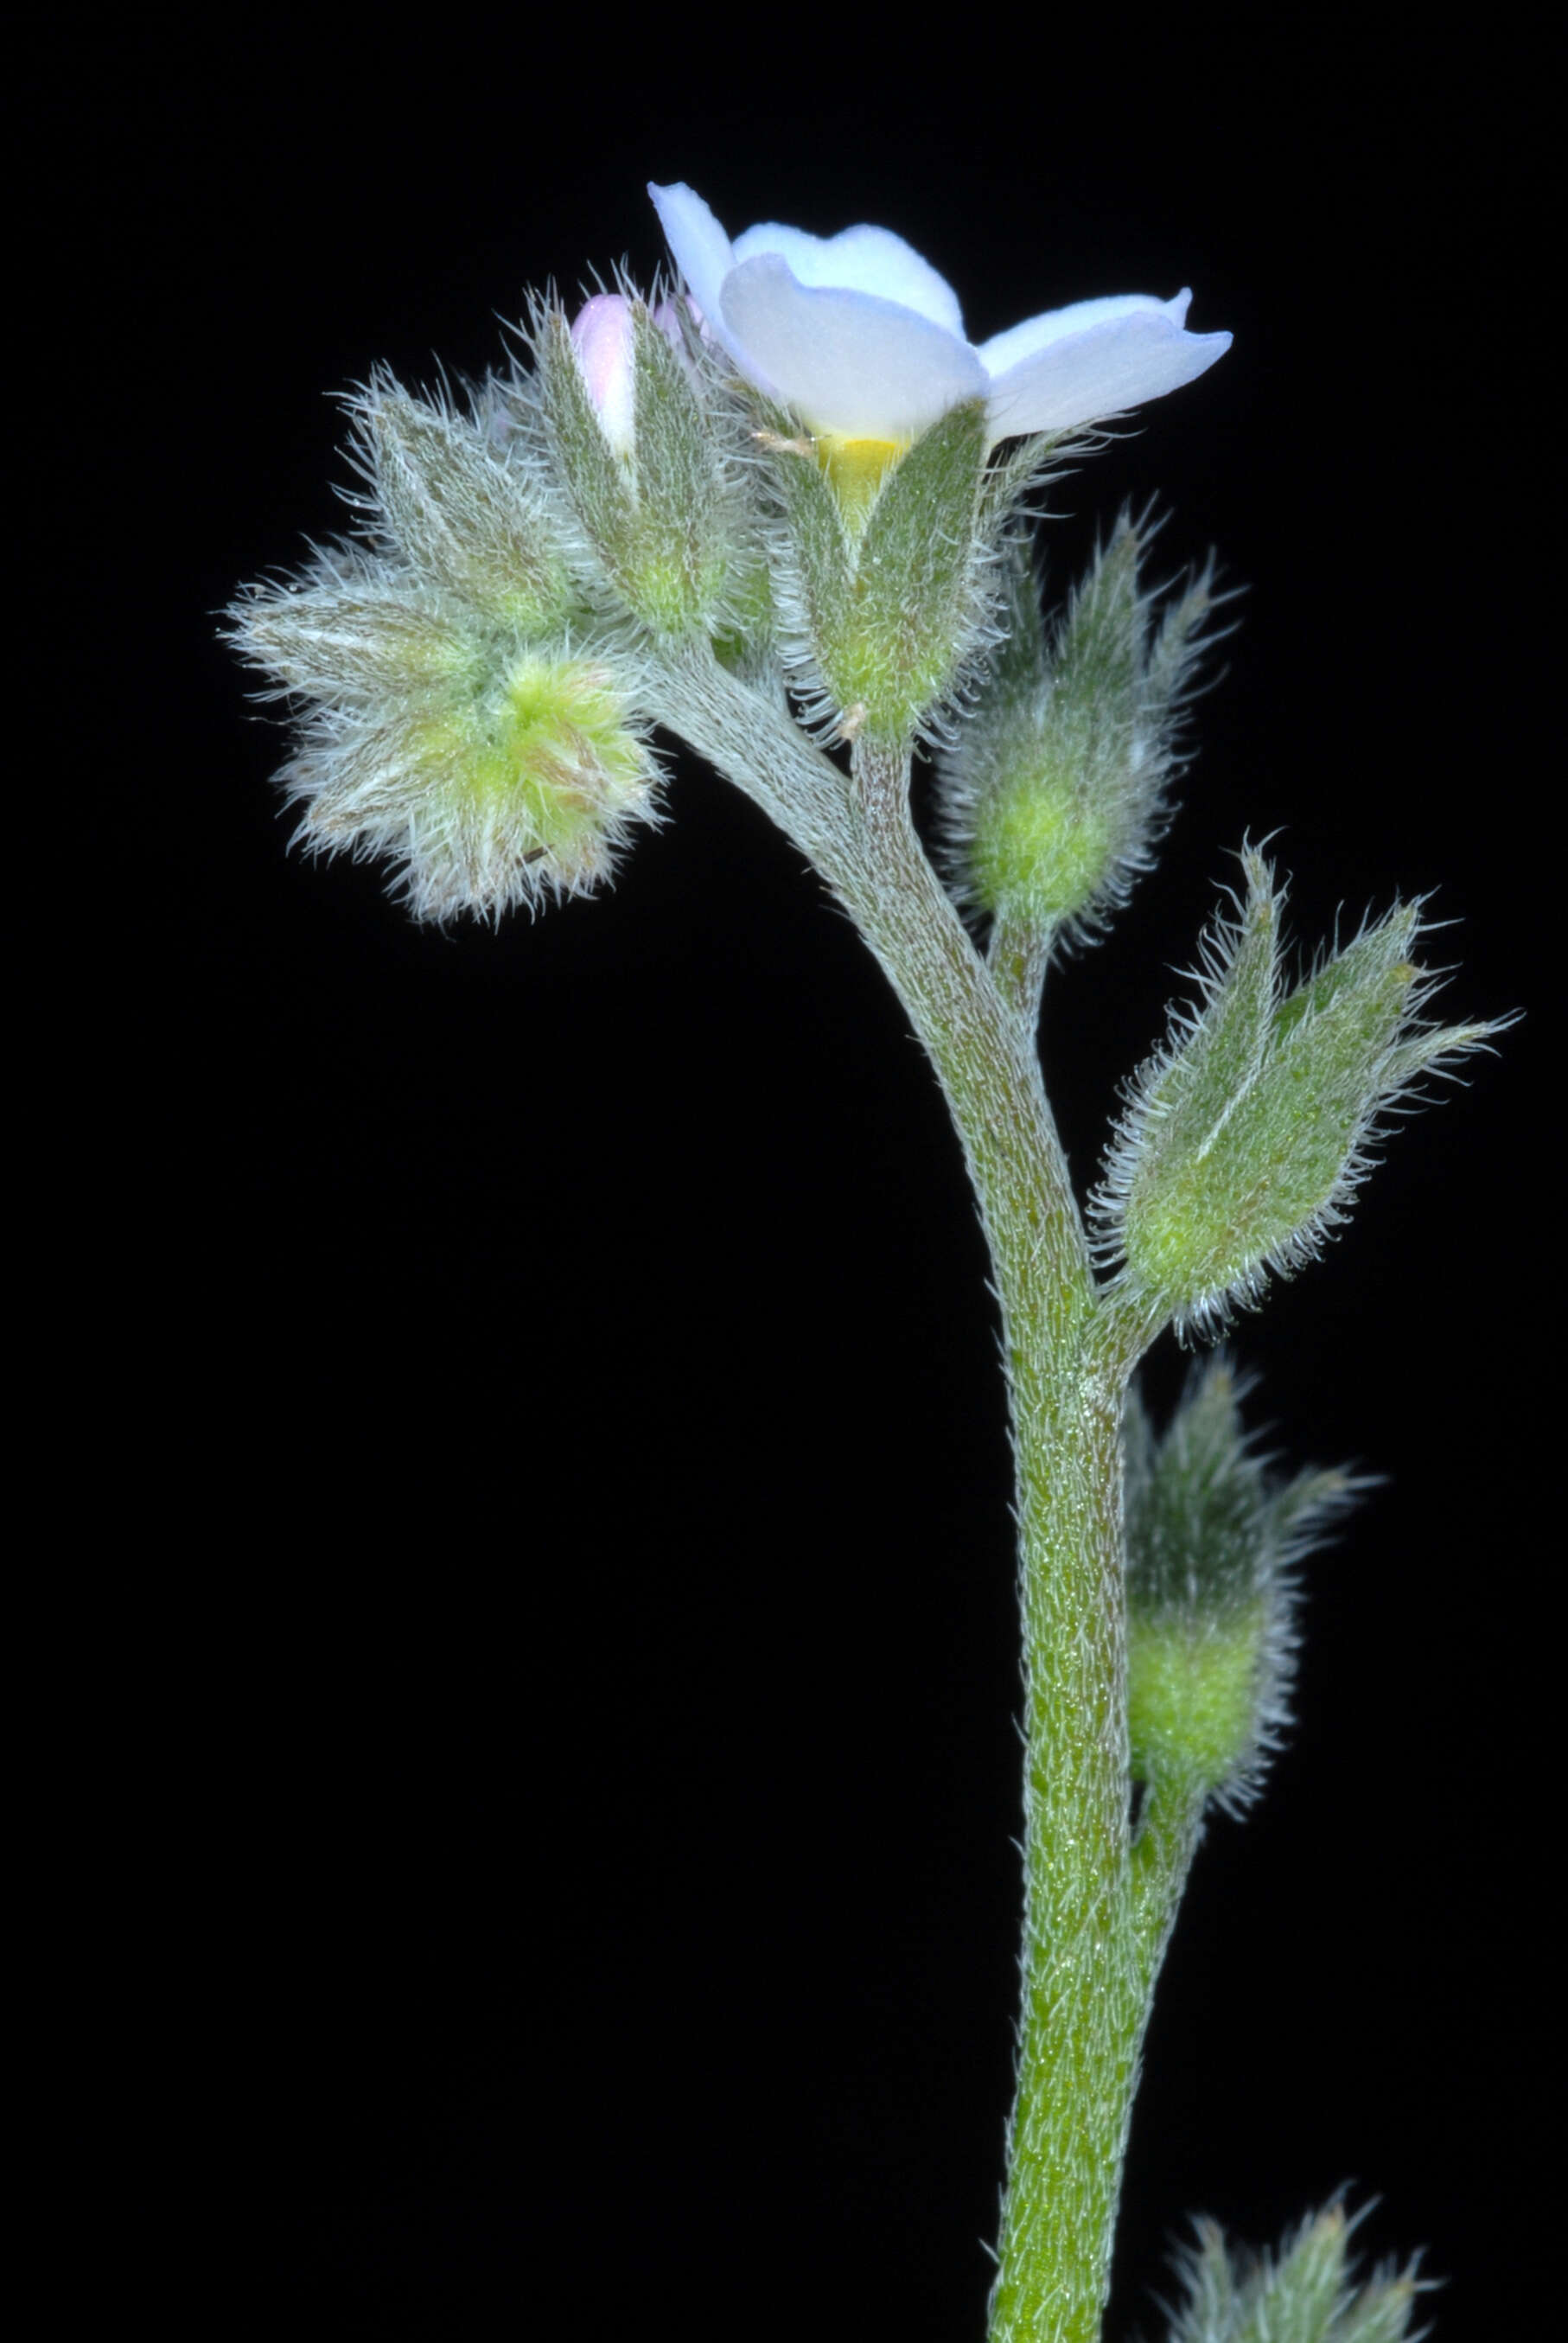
[755,395,992,747]
[352,377,580,635]
[230,545,662,924]
[1163,2202,1429,2342]
[1124,1357,1360,1811]
[938,513,1220,964]
[231,563,487,703]
[537,300,749,641]
[279,642,663,925]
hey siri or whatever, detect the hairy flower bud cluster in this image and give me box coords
[232,185,1238,911]
[938,515,1218,954]
[1095,850,1505,1337]
[229,379,662,922]
[1124,1358,1358,1810]
[1164,2202,1426,2343]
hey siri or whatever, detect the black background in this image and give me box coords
[60,18,1548,2340]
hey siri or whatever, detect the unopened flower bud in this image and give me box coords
[1124,1358,1359,1810]
[539,297,746,639]
[1095,851,1507,1337]
[353,377,579,637]
[1165,2202,1427,2343]
[233,562,485,702]
[570,294,638,459]
[651,292,707,361]
[229,558,661,924]
[940,519,1217,953]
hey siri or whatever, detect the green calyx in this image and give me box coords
[1106,852,1496,1332]
[1167,2204,1426,2342]
[362,642,655,922]
[238,582,660,922]
[970,756,1121,922]
[539,306,742,640]
[1128,1603,1267,1794]
[451,653,651,866]
[759,396,991,744]
[942,517,1214,950]
[233,571,488,703]
[358,381,580,638]
[1123,1360,1357,1807]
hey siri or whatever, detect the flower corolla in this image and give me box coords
[649,182,1231,453]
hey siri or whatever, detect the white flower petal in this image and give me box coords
[719,255,986,441]
[976,292,1189,377]
[730,220,965,335]
[984,307,1233,440]
[647,182,736,335]
[647,187,1232,449]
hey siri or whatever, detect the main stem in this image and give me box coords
[844,743,1144,2343]
[653,655,1185,2341]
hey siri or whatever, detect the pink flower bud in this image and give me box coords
[651,293,708,387]
[570,294,637,458]
[652,293,706,346]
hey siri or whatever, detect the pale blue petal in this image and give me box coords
[647,182,736,333]
[976,291,1191,378]
[730,220,966,335]
[720,255,985,440]
[985,308,1232,440]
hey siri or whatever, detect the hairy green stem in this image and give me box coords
[649,650,1195,2341]
[1131,1772,1208,2001]
[987,909,1056,1036]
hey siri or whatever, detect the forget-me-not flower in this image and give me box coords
[649,181,1231,456]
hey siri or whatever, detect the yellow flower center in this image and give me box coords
[813,431,909,526]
